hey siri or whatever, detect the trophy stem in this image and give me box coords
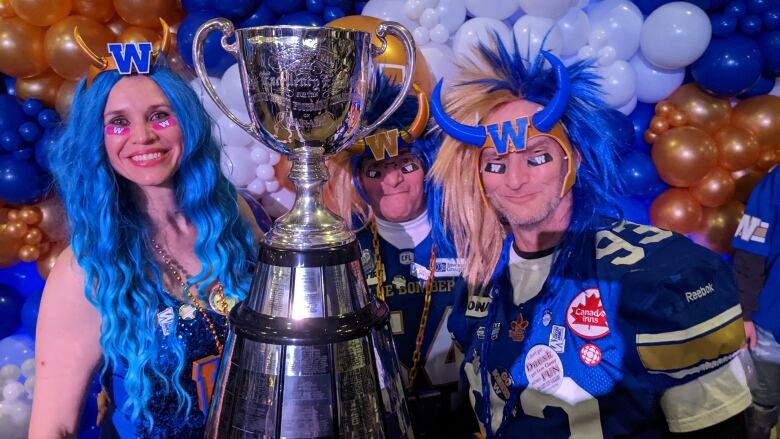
[265,147,354,250]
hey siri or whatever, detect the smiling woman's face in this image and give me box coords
[359,150,426,222]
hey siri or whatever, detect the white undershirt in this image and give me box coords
[508,245,554,306]
[374,210,430,249]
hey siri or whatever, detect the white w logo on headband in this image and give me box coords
[107,42,154,75]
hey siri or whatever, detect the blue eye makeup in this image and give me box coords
[401,162,420,174]
[528,153,553,167]
[484,163,506,174]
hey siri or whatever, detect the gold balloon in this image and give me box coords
[0,0,15,17]
[106,14,128,36]
[45,15,114,81]
[4,220,28,239]
[15,69,64,108]
[113,0,175,28]
[0,234,21,268]
[655,101,673,117]
[23,227,42,245]
[690,167,735,208]
[667,83,731,134]
[10,0,71,27]
[714,125,760,172]
[18,244,40,262]
[649,116,669,134]
[652,126,718,187]
[55,80,79,119]
[731,95,780,150]
[6,209,19,221]
[643,130,658,144]
[0,17,49,78]
[650,188,703,234]
[19,206,42,225]
[34,196,69,242]
[72,0,114,22]
[327,15,434,97]
[755,147,780,171]
[690,200,744,255]
[118,26,160,44]
[732,168,766,203]
[668,110,689,127]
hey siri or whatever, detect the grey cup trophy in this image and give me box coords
[193,20,416,438]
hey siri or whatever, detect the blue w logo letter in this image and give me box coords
[485,118,529,154]
[107,42,154,75]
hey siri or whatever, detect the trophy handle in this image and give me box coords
[192,18,262,142]
[355,22,417,140]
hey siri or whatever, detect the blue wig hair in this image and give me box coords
[48,65,256,428]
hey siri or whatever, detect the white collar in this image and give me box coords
[374,210,430,249]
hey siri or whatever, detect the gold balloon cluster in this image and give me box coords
[0,0,185,117]
[645,84,780,254]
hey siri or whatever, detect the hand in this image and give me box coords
[744,321,758,350]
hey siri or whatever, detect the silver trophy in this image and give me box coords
[193,21,416,438]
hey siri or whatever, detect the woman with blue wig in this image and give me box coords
[29,23,260,437]
[431,37,750,438]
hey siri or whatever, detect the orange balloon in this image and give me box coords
[651,126,718,187]
[327,15,434,97]
[118,26,160,44]
[0,234,21,268]
[106,14,128,36]
[45,15,114,81]
[274,155,295,192]
[36,240,66,279]
[18,244,40,262]
[113,0,174,28]
[19,206,42,225]
[0,17,49,78]
[55,80,79,119]
[650,188,703,234]
[714,125,760,172]
[72,0,114,22]
[0,0,15,17]
[732,168,766,203]
[34,195,69,242]
[755,147,780,171]
[15,69,64,108]
[667,83,731,134]
[10,0,71,26]
[731,95,780,150]
[689,167,735,208]
[690,199,744,255]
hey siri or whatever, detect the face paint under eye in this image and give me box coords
[152,117,177,131]
[366,169,381,179]
[105,125,129,136]
[528,153,553,167]
[484,163,506,174]
[401,163,420,174]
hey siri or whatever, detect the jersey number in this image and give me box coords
[519,377,604,438]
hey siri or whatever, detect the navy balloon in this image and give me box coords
[22,99,43,117]
[37,109,60,128]
[307,0,325,13]
[747,0,771,14]
[691,35,763,96]
[213,0,257,18]
[1,131,23,152]
[0,262,45,300]
[277,11,324,26]
[0,285,24,339]
[0,95,26,135]
[2,76,14,95]
[620,151,663,198]
[182,0,211,12]
[628,102,654,153]
[725,0,748,17]
[757,30,780,76]
[739,75,775,98]
[630,0,670,15]
[20,293,41,337]
[688,0,730,11]
[13,148,33,160]
[35,128,57,170]
[619,197,650,224]
[18,121,41,143]
[0,155,51,204]
[238,3,277,27]
[765,8,780,30]
[178,10,235,77]
[354,1,366,14]
[268,0,304,14]
[323,6,345,21]
[711,13,738,37]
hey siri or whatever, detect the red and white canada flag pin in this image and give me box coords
[566,288,609,339]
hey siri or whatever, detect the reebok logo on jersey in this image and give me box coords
[735,214,769,244]
[685,283,714,303]
[466,296,491,318]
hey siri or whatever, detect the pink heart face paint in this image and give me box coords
[152,117,177,131]
[105,125,129,136]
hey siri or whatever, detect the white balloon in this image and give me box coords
[557,7,590,56]
[22,376,34,396]
[362,0,417,31]
[0,365,20,382]
[464,0,517,19]
[629,52,685,103]
[453,18,514,63]
[513,15,563,61]
[429,24,450,44]
[3,381,25,401]
[436,0,467,33]
[596,60,636,108]
[640,1,711,69]
[220,146,256,187]
[420,43,458,81]
[189,77,224,120]
[617,94,637,115]
[420,8,440,28]
[422,0,437,6]
[19,359,33,379]
[218,64,247,115]
[404,0,425,20]
[3,399,31,425]
[262,188,295,217]
[518,0,571,19]
[250,145,271,164]
[214,114,255,148]
[413,26,431,45]
[247,178,267,197]
[255,164,276,180]
[597,45,617,66]
[268,151,282,166]
[577,45,596,61]
[587,0,643,61]
[265,179,281,193]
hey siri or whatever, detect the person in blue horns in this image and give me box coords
[429,37,750,438]
[326,73,476,438]
[29,21,261,437]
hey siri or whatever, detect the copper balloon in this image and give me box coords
[113,0,175,28]
[326,15,434,97]
[643,130,658,144]
[36,241,66,279]
[72,0,114,22]
[45,15,114,81]
[4,220,27,239]
[714,125,760,172]
[0,0,15,17]
[649,116,669,134]
[690,200,744,255]
[732,168,766,203]
[106,15,128,36]
[15,69,64,108]
[19,206,42,225]
[34,196,69,242]
[667,83,731,134]
[731,95,780,150]
[755,148,780,171]
[18,244,40,262]
[650,188,704,234]
[689,167,735,208]
[10,0,71,26]
[274,155,295,193]
[0,17,49,78]
[652,126,718,187]
[118,26,160,44]
[6,210,19,221]
[55,80,79,119]
[668,110,689,127]
[0,235,21,268]
[655,101,673,117]
[23,227,42,245]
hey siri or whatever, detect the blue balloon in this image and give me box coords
[691,35,763,96]
[0,95,25,135]
[757,30,780,76]
[619,197,651,225]
[268,0,304,14]
[748,0,771,14]
[20,293,41,337]
[37,108,60,128]
[276,11,324,26]
[18,121,41,143]
[0,262,45,299]
[630,0,670,15]
[212,0,257,18]
[238,3,277,27]
[354,1,366,14]
[0,334,34,367]
[182,0,211,12]
[711,13,738,37]
[739,14,763,35]
[323,6,345,21]
[307,0,325,13]
[35,128,57,170]
[0,155,51,204]
[739,75,775,98]
[1,131,23,151]
[324,0,340,5]
[13,147,33,160]
[725,0,748,17]
[688,0,730,11]
[0,285,24,339]
[628,102,654,153]
[22,99,44,117]
[2,76,15,95]
[764,8,780,30]
[177,10,235,77]
[620,151,663,198]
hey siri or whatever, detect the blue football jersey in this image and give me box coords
[732,167,780,340]
[449,221,744,438]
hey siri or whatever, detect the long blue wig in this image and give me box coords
[48,65,256,428]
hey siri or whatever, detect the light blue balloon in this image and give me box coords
[0,334,34,368]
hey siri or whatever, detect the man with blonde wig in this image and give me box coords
[430,39,750,438]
